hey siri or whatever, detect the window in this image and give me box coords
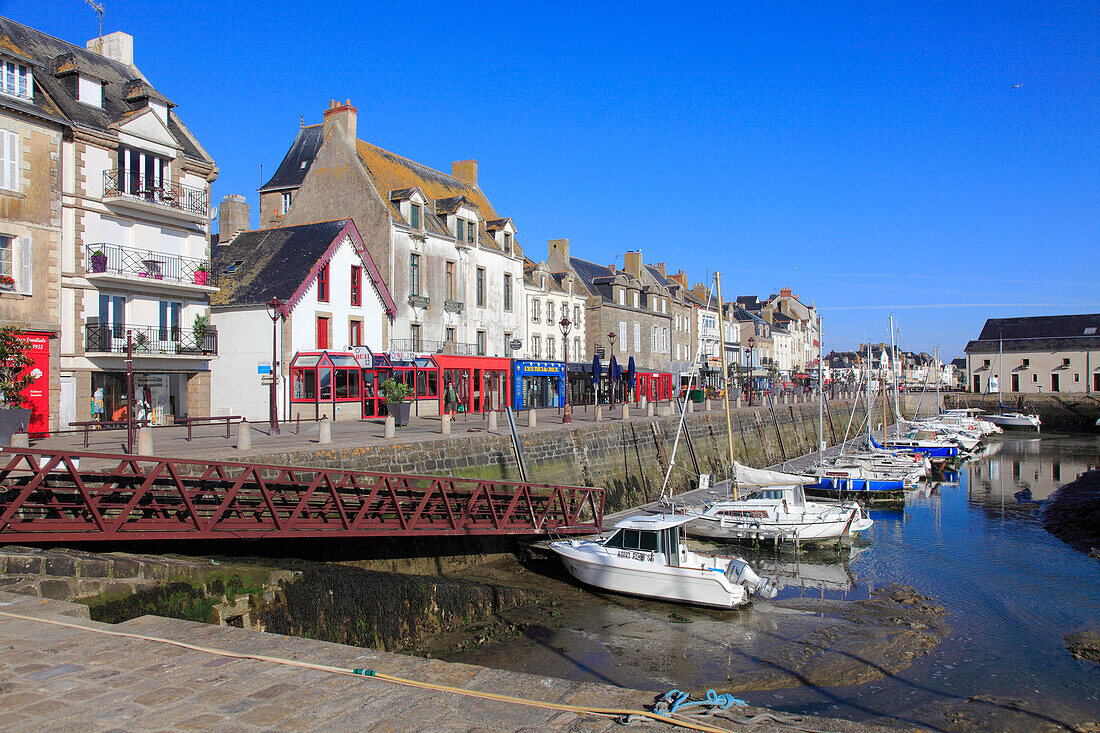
[316,316,329,349]
[503,273,512,311]
[532,335,541,358]
[476,267,485,307]
[561,301,568,321]
[574,337,580,358]
[224,259,244,274]
[1075,373,1080,382]
[349,319,362,347]
[531,298,540,323]
[317,262,329,302]
[0,130,17,191]
[1051,374,1060,392]
[158,301,181,341]
[504,332,513,357]
[1,61,30,100]
[1033,373,1037,382]
[983,359,990,367]
[651,326,657,351]
[119,147,168,197]
[281,192,292,215]
[574,305,580,323]
[445,326,455,344]
[619,321,627,351]
[410,324,422,352]
[467,220,475,244]
[548,337,555,360]
[456,219,465,242]
[618,289,625,306]
[1062,358,1071,366]
[410,254,421,297]
[410,203,421,229]
[77,75,102,107]
[548,301,555,323]
[98,293,125,338]
[0,235,10,282]
[503,232,512,252]
[1022,358,1030,368]
[632,292,639,308]
[445,261,455,300]
[476,330,486,356]
[350,266,362,306]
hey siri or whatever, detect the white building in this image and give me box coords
[522,257,587,363]
[209,219,394,421]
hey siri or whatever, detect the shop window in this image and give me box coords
[351,266,361,306]
[334,369,360,399]
[317,263,329,302]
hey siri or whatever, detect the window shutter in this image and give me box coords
[17,236,31,295]
[6,131,17,190]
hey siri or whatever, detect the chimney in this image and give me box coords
[656,262,667,276]
[669,269,687,287]
[453,160,478,186]
[548,238,570,263]
[624,250,642,279]
[322,99,357,142]
[87,31,134,65]
[780,286,792,298]
[218,194,250,244]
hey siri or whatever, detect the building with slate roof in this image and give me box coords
[522,245,587,363]
[209,219,394,421]
[252,100,525,359]
[0,18,218,429]
[965,313,1100,395]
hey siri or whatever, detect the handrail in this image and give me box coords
[84,323,218,356]
[102,169,208,217]
[85,243,216,287]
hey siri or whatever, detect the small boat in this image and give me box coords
[549,513,777,608]
[987,411,1041,431]
[872,432,960,458]
[685,463,873,546]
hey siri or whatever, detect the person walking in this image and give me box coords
[444,381,459,418]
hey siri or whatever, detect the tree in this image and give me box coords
[0,325,34,408]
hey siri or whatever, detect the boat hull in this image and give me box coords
[804,479,906,505]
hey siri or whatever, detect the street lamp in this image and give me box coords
[747,336,755,406]
[266,297,284,436]
[607,331,617,408]
[559,315,572,423]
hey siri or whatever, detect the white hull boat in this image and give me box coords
[549,514,777,609]
[987,411,1041,431]
[685,463,873,545]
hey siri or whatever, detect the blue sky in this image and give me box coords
[9,0,1098,358]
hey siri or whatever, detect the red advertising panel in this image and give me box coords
[15,331,50,438]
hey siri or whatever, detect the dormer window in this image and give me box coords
[503,232,512,253]
[1,60,31,101]
[465,219,475,244]
[281,192,292,215]
[410,203,421,229]
[456,219,465,242]
[77,75,102,107]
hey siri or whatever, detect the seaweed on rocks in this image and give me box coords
[261,564,541,652]
[1040,469,1100,556]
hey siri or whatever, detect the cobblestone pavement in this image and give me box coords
[0,591,894,733]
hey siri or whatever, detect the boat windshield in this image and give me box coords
[602,528,659,552]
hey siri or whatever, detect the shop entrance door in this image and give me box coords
[361,370,382,417]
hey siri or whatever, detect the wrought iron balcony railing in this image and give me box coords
[85,243,217,287]
[444,299,464,312]
[408,294,430,308]
[388,339,476,356]
[84,323,218,356]
[103,169,209,218]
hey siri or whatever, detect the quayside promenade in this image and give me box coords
[0,592,893,733]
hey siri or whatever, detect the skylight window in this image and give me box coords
[224,260,244,274]
[1085,327,1097,335]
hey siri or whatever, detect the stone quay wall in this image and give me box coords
[944,393,1100,433]
[244,395,914,515]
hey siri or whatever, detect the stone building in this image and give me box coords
[0,21,65,434]
[252,100,525,358]
[965,313,1100,395]
[0,19,218,428]
[761,287,821,374]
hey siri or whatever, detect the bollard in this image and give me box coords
[595,406,603,422]
[9,432,28,448]
[384,415,396,438]
[704,398,712,411]
[528,409,537,428]
[137,426,154,455]
[236,419,251,450]
[736,396,742,408]
[640,396,648,409]
[646,402,655,418]
[319,417,332,444]
[487,411,498,430]
[684,399,693,414]
[621,403,630,421]
[441,414,451,435]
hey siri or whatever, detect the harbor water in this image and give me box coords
[434,432,1100,729]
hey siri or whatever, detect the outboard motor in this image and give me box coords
[726,558,779,599]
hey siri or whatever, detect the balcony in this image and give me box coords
[85,244,217,293]
[84,323,218,357]
[102,169,209,223]
[444,299,464,313]
[408,294,429,308]
[389,338,477,356]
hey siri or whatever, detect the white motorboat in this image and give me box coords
[549,513,777,608]
[987,411,1041,431]
[685,463,873,546]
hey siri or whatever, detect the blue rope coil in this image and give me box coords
[655,688,747,716]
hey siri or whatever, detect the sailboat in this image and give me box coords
[987,335,1041,431]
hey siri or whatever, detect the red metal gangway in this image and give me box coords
[0,448,604,543]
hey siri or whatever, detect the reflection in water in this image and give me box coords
[735,546,869,597]
[969,435,1098,503]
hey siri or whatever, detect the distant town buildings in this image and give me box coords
[965,313,1100,395]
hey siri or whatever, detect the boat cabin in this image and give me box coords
[601,515,691,567]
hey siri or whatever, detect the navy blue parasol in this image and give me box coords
[591,354,601,385]
[627,356,636,382]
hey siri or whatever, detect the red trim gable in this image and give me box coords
[284,220,397,317]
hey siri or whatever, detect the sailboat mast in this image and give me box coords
[818,315,824,460]
[714,272,737,501]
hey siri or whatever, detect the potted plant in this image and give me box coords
[0,274,14,289]
[380,378,412,426]
[193,314,209,353]
[89,249,108,273]
[0,325,34,445]
[194,263,209,286]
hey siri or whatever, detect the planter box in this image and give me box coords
[89,254,107,273]
[387,401,411,427]
[0,408,32,446]
[194,270,209,286]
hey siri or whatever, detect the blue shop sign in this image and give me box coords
[513,360,566,410]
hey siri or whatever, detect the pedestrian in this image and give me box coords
[444,381,458,418]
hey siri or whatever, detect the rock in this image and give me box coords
[1065,630,1100,663]
[1040,469,1100,555]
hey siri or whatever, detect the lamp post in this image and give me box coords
[559,315,572,423]
[267,297,283,436]
[607,331,617,408]
[747,336,755,406]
